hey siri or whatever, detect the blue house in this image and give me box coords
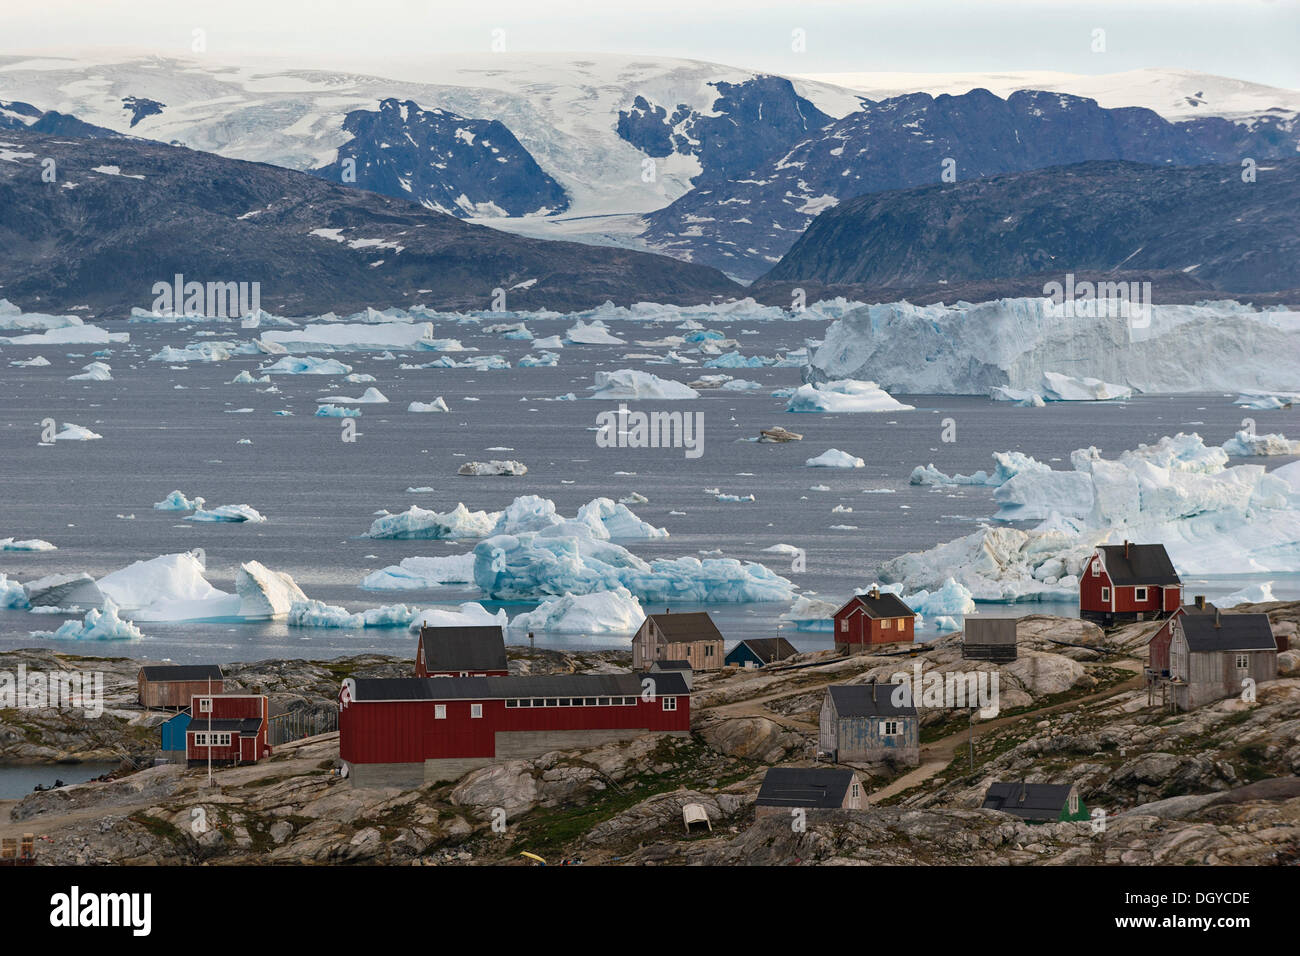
[818,682,919,766]
[726,637,798,669]
[160,709,191,761]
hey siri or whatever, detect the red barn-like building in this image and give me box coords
[832,586,916,653]
[185,694,271,766]
[339,672,690,787]
[1080,541,1181,627]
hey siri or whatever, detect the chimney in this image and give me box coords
[1195,595,1205,609]
[1124,539,1131,559]
[1214,608,1221,629]
[869,584,880,599]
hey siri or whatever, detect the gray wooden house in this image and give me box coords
[818,681,919,766]
[755,767,864,817]
[1168,610,1279,710]
[632,611,725,671]
[962,615,1018,662]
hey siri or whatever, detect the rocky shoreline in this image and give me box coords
[2,606,1297,865]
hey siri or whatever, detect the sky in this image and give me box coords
[3,0,1299,89]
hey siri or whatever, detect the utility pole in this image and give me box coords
[968,706,974,772]
[206,675,213,787]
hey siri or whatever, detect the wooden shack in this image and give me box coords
[632,611,725,671]
[962,615,1018,662]
[1169,610,1279,711]
[755,767,864,817]
[818,681,919,766]
[137,664,223,709]
[726,637,798,669]
[982,781,1089,823]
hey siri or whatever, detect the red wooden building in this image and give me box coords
[832,586,916,653]
[1080,541,1181,627]
[185,693,271,766]
[339,672,690,787]
[414,624,508,677]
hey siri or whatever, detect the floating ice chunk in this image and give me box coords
[901,577,977,618]
[316,386,388,405]
[262,322,441,351]
[566,319,625,344]
[408,397,449,412]
[262,356,353,375]
[185,504,267,523]
[287,599,417,628]
[911,451,1050,487]
[780,594,837,631]
[519,351,559,367]
[149,343,231,363]
[990,385,1046,406]
[361,553,476,590]
[47,422,102,441]
[1222,429,1300,456]
[229,371,271,384]
[806,449,865,468]
[588,369,698,400]
[97,552,219,610]
[532,335,563,349]
[1,324,127,345]
[45,598,144,641]
[23,572,105,609]
[10,355,51,367]
[1040,372,1132,402]
[993,470,1095,520]
[719,378,763,391]
[703,351,773,368]
[69,361,112,381]
[508,587,645,635]
[787,379,913,413]
[1,573,29,609]
[235,560,308,620]
[0,300,82,331]
[0,537,56,551]
[458,460,528,476]
[405,602,509,632]
[367,503,500,539]
[316,404,360,418]
[1234,390,1300,410]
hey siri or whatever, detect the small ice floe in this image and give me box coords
[316,404,361,418]
[37,598,143,641]
[229,371,271,384]
[154,490,201,511]
[406,486,435,493]
[316,386,388,405]
[150,343,231,363]
[706,488,755,503]
[225,407,254,414]
[184,504,267,523]
[408,397,449,412]
[262,356,353,375]
[1234,390,1300,410]
[69,361,112,381]
[786,379,913,413]
[287,600,418,628]
[588,369,698,400]
[565,319,625,345]
[45,422,102,441]
[0,537,56,551]
[519,351,559,367]
[620,492,648,505]
[806,448,865,468]
[458,460,528,476]
[10,355,51,367]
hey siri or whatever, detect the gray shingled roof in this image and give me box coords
[1180,613,1276,652]
[756,767,855,809]
[646,612,723,644]
[837,591,915,620]
[732,637,799,663]
[350,672,688,702]
[138,664,223,682]
[827,682,917,718]
[1098,543,1180,585]
[982,781,1075,821]
[418,625,507,672]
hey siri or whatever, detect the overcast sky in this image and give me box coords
[5,0,1298,88]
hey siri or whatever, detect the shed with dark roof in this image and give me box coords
[755,767,863,816]
[982,781,1088,823]
[1168,610,1278,710]
[137,663,224,709]
[415,625,508,677]
[726,637,799,669]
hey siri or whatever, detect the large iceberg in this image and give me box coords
[807,297,1300,395]
[508,587,645,635]
[361,553,476,590]
[786,379,913,413]
[262,322,442,351]
[366,496,667,541]
[288,600,417,628]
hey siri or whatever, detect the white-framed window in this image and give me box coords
[197,697,212,713]
[882,618,892,629]
[1101,587,1110,602]
[662,697,677,711]
[1135,587,1148,602]
[1091,558,1100,576]
[434,704,447,719]
[851,783,860,799]
[505,699,517,708]
[840,618,848,633]
[470,703,483,718]
[1068,792,1079,814]
[193,732,231,747]
[1236,654,1249,670]
[880,720,899,737]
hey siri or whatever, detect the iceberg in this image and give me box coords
[1040,371,1131,402]
[786,379,913,413]
[1,324,128,345]
[566,319,626,345]
[69,361,112,381]
[234,560,308,620]
[806,449,865,469]
[315,387,388,405]
[779,594,837,631]
[97,553,220,611]
[1221,429,1300,457]
[149,343,231,363]
[910,451,1050,487]
[184,504,267,523]
[587,369,699,400]
[0,537,56,551]
[23,573,106,609]
[43,599,144,641]
[262,322,441,351]
[316,404,360,418]
[47,422,102,441]
[1,573,29,609]
[408,398,449,413]
[367,503,501,539]
[518,351,559,367]
[508,587,645,636]
[287,600,418,628]
[0,300,82,331]
[807,297,1300,395]
[1234,390,1300,410]
[458,460,528,476]
[262,356,353,375]
[1221,582,1275,606]
[361,553,476,590]
[405,602,509,633]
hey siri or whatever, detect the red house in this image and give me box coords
[832,586,916,654]
[339,672,690,787]
[414,624,509,677]
[185,693,271,766]
[1080,541,1181,627]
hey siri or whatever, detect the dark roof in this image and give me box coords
[650,660,691,671]
[732,637,799,663]
[1097,543,1180,585]
[836,591,915,620]
[138,664,223,682]
[646,612,724,644]
[827,682,917,718]
[418,625,507,672]
[187,718,263,736]
[756,767,856,809]
[982,781,1075,821]
[1179,613,1276,652]
[349,672,688,702]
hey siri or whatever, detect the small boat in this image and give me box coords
[759,426,803,442]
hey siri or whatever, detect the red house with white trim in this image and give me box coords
[832,586,916,654]
[185,693,271,766]
[1080,541,1181,627]
[339,672,690,787]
